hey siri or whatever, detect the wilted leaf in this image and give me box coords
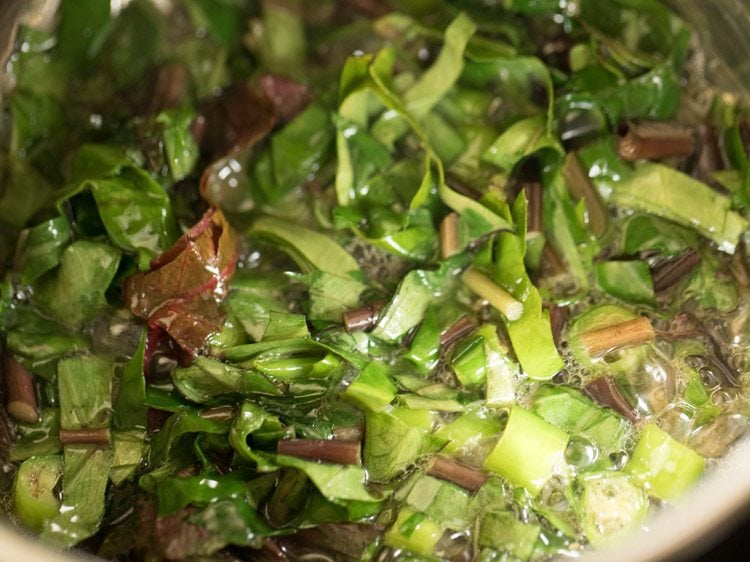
[124,208,238,355]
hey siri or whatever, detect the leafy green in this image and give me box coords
[113,330,147,431]
[157,107,200,181]
[364,410,435,482]
[228,402,285,466]
[0,158,55,228]
[57,355,114,430]
[1,1,745,558]
[14,216,72,284]
[482,115,562,171]
[249,216,361,277]
[404,475,471,529]
[33,241,120,329]
[110,430,147,485]
[492,193,563,380]
[344,361,397,412]
[145,411,231,483]
[478,510,541,560]
[595,261,654,305]
[620,215,698,256]
[531,385,631,461]
[256,0,306,79]
[172,357,280,403]
[41,446,114,548]
[10,409,62,461]
[253,103,334,204]
[372,258,462,342]
[157,474,251,515]
[580,140,748,253]
[271,454,380,504]
[55,0,112,68]
[300,270,368,323]
[183,0,245,48]
[59,144,177,268]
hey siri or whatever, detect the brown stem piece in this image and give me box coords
[342,301,385,333]
[59,428,111,446]
[579,317,655,358]
[525,182,543,234]
[584,376,638,422]
[200,405,235,421]
[440,316,477,349]
[539,243,568,277]
[426,455,487,491]
[546,304,568,347]
[2,353,39,424]
[440,212,460,259]
[262,538,289,562]
[617,121,695,161]
[651,249,701,292]
[149,63,188,113]
[276,439,361,465]
[562,153,609,236]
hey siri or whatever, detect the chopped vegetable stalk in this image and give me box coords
[342,302,385,333]
[2,353,39,424]
[451,335,487,387]
[579,317,655,358]
[561,152,609,236]
[13,455,63,533]
[568,305,650,374]
[59,428,111,446]
[440,212,460,259]
[625,423,705,501]
[276,439,361,466]
[651,249,701,292]
[584,376,638,422]
[617,121,695,161]
[440,316,478,349]
[483,407,569,495]
[383,508,445,557]
[576,472,648,548]
[462,268,523,321]
[434,412,502,457]
[427,455,487,491]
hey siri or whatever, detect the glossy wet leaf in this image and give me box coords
[125,208,238,355]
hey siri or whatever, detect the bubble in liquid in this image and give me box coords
[565,436,599,469]
[608,450,629,470]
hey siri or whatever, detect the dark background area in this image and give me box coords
[692,516,750,561]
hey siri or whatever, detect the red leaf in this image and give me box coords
[197,76,311,160]
[197,82,276,159]
[259,74,311,123]
[125,208,238,356]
